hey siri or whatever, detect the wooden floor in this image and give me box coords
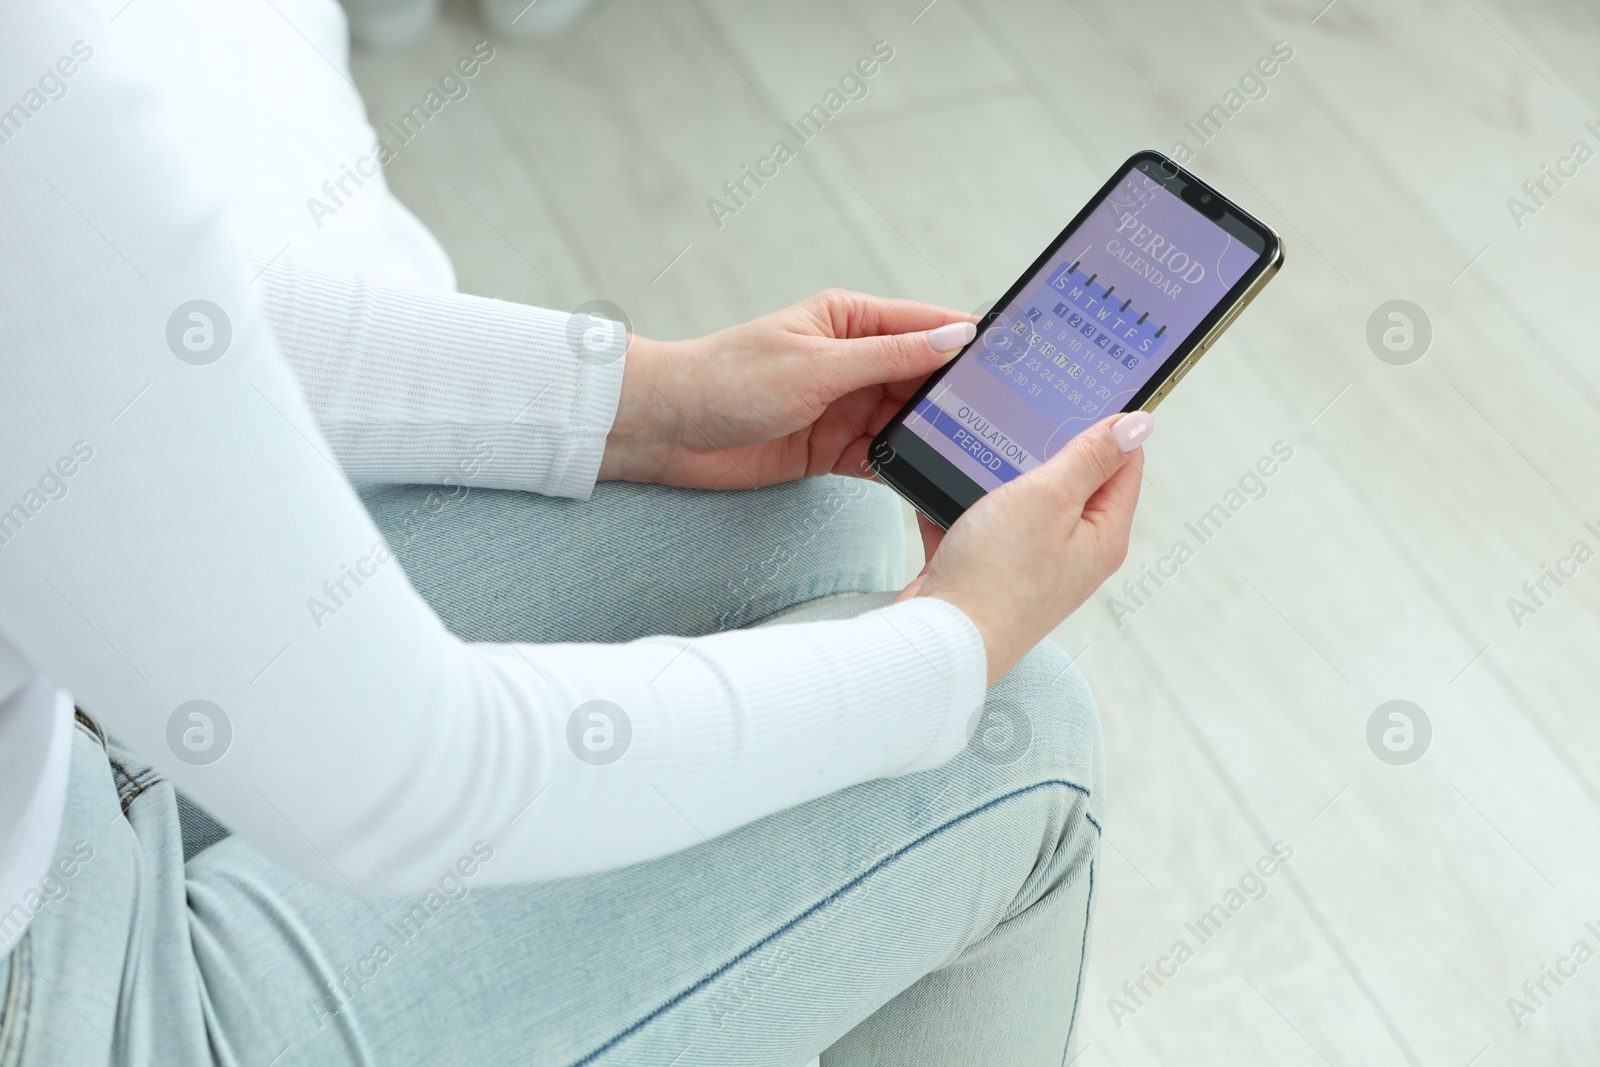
[351,1,1600,1063]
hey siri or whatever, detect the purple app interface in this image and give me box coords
[902,169,1259,492]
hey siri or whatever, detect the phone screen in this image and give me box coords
[890,158,1271,495]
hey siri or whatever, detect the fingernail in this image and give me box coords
[1112,411,1154,453]
[926,321,977,353]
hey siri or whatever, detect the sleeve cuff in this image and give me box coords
[243,245,624,499]
[872,595,989,774]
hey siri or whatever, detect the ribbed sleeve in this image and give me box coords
[242,248,623,499]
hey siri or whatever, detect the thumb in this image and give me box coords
[1033,411,1152,515]
[829,319,976,394]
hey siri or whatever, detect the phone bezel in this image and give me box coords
[868,149,1284,529]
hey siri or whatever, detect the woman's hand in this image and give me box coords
[900,412,1151,686]
[597,290,976,489]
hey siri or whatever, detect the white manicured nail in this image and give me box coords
[1113,411,1154,453]
[926,321,977,353]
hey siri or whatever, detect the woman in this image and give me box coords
[0,3,1147,1063]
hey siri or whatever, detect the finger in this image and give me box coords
[1034,411,1152,516]
[1080,448,1143,544]
[825,320,978,396]
[810,289,978,340]
[833,436,875,480]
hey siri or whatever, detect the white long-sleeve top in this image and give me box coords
[0,1,986,958]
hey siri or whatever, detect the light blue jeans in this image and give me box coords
[0,476,1104,1066]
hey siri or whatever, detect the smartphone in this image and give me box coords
[869,150,1283,529]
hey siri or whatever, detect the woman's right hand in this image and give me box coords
[897,412,1151,686]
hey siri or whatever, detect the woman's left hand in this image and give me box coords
[597,289,976,489]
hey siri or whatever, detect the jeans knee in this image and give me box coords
[769,475,905,566]
[967,639,1104,824]
[959,640,1103,925]
[733,476,909,620]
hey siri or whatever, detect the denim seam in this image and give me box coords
[112,766,161,815]
[69,711,158,814]
[568,777,1098,1067]
[71,710,104,746]
[1062,858,1095,1066]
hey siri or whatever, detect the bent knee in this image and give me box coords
[967,639,1104,823]
[734,476,910,622]
[763,475,906,572]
